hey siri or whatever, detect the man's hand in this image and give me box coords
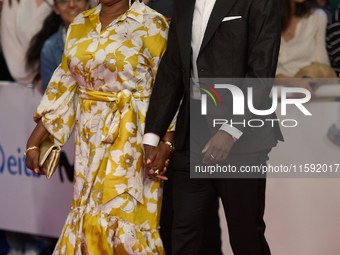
[144,144,171,180]
[201,130,234,165]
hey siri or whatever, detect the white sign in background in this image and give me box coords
[263,102,340,255]
[220,100,340,254]
[1,83,340,255]
[0,82,73,237]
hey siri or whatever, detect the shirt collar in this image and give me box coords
[125,0,145,24]
[84,0,145,25]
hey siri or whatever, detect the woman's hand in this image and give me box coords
[25,120,50,175]
[143,131,174,180]
[25,148,42,174]
[144,144,171,181]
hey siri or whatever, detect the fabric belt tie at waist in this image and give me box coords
[79,87,151,143]
[79,87,150,204]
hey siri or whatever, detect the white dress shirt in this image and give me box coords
[191,0,216,99]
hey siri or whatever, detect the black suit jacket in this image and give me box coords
[145,0,283,153]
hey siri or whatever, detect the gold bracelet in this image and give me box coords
[160,140,175,154]
[24,146,40,156]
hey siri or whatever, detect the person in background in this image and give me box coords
[327,3,340,75]
[1,0,52,85]
[276,0,334,97]
[311,0,333,23]
[1,2,57,254]
[26,0,91,94]
[0,0,14,81]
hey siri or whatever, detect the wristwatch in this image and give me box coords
[160,140,175,154]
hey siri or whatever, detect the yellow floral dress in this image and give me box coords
[34,2,170,254]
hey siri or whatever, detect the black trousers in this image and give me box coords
[160,161,223,255]
[171,147,271,255]
[170,99,271,254]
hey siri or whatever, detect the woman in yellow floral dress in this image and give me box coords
[25,0,173,254]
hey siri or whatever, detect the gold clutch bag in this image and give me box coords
[39,140,61,179]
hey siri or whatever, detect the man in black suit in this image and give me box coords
[143,0,283,254]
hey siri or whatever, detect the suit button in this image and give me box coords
[200,68,206,72]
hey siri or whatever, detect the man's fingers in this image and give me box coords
[146,154,155,165]
[144,145,156,165]
[147,172,168,181]
[202,131,234,164]
[144,143,172,178]
[201,141,210,153]
[143,158,154,175]
[202,140,212,164]
[155,174,168,181]
[203,147,214,164]
[216,150,225,161]
[164,159,170,168]
[148,174,158,181]
[146,148,158,165]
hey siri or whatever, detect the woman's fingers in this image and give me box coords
[26,150,41,174]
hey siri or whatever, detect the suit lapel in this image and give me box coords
[199,0,237,55]
[176,0,195,77]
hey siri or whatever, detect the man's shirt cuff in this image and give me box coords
[143,132,160,147]
[219,124,243,141]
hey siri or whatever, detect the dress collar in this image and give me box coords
[84,0,145,25]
